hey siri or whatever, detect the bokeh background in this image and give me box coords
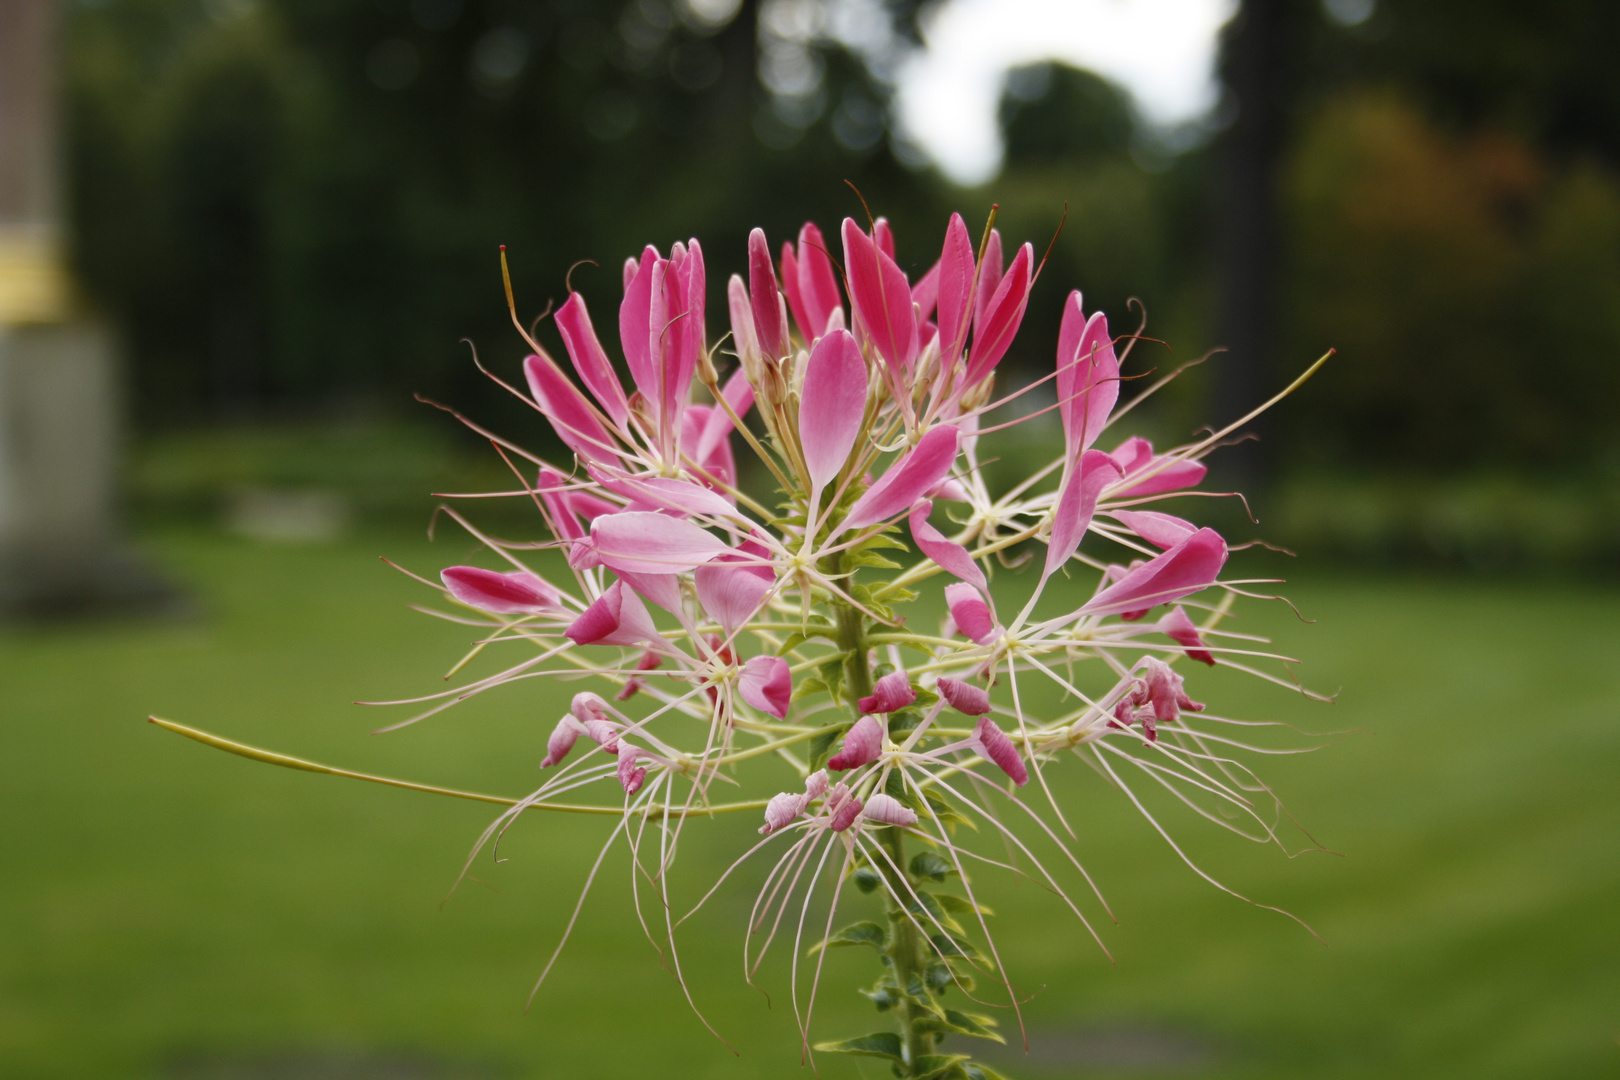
[2,0,1617,1077]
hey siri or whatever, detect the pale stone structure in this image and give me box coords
[0,0,170,615]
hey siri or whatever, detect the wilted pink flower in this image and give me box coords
[861,793,918,827]
[971,715,1028,786]
[945,582,997,644]
[827,715,885,771]
[1112,656,1206,740]
[1158,605,1216,665]
[858,671,916,714]
[441,566,561,614]
[737,655,792,719]
[937,677,991,716]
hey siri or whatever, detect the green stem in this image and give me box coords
[833,597,935,1074]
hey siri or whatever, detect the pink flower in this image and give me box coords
[798,330,868,501]
[971,715,1028,786]
[617,743,648,795]
[1158,605,1216,665]
[757,770,829,835]
[937,677,991,716]
[861,793,918,827]
[825,783,865,832]
[1112,657,1205,740]
[440,566,561,615]
[780,221,843,343]
[827,715,885,771]
[841,217,918,377]
[540,714,585,768]
[564,579,661,646]
[1056,295,1119,454]
[1081,528,1228,618]
[738,655,792,720]
[858,671,916,714]
[945,582,997,645]
[840,425,961,533]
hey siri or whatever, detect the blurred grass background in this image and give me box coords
[5,0,1620,1075]
[3,522,1616,1078]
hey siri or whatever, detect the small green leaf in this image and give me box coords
[912,1053,972,1079]
[911,852,955,882]
[808,921,886,955]
[936,892,993,918]
[809,728,840,768]
[961,1063,1014,1080]
[813,1032,903,1062]
[917,1010,1003,1043]
[792,675,827,699]
[861,532,910,551]
[847,549,903,570]
[860,984,898,1011]
[852,866,883,894]
[926,961,953,994]
[907,890,963,935]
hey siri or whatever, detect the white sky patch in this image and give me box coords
[895,0,1238,185]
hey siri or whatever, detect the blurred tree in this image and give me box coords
[65,0,942,429]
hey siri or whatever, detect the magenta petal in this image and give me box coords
[828,789,864,832]
[523,352,616,466]
[935,212,976,360]
[827,714,885,771]
[937,677,991,716]
[617,570,683,614]
[972,228,1003,330]
[441,565,560,614]
[780,241,810,345]
[727,273,760,371]
[841,217,918,377]
[695,558,774,635]
[1113,510,1198,550]
[540,715,583,768]
[590,468,746,522]
[1044,449,1123,576]
[796,221,843,340]
[798,329,868,497]
[861,793,918,827]
[617,744,648,795]
[908,500,987,592]
[1158,605,1217,665]
[1057,300,1120,454]
[536,469,585,543]
[738,654,792,719]
[965,242,1033,385]
[565,579,659,646]
[556,293,630,429]
[911,261,940,323]
[973,715,1028,786]
[858,670,917,714]
[841,424,961,532]
[945,581,997,644]
[1112,455,1208,497]
[618,245,660,401]
[587,511,732,575]
[873,217,897,260]
[748,228,787,359]
[1081,528,1228,617]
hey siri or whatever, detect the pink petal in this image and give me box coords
[841,424,960,532]
[555,293,631,430]
[695,557,774,635]
[935,212,976,360]
[617,570,683,614]
[861,793,918,827]
[795,221,843,340]
[536,469,586,543]
[1081,528,1228,618]
[945,581,997,644]
[780,241,809,345]
[1056,299,1119,454]
[583,511,732,575]
[828,789,864,832]
[964,241,1033,386]
[539,715,584,767]
[748,228,787,359]
[618,245,660,401]
[727,273,760,371]
[972,228,1003,331]
[1114,457,1208,497]
[972,715,1028,786]
[841,217,918,376]
[827,714,885,771]
[441,565,561,614]
[908,499,987,592]
[1113,510,1198,550]
[804,769,828,799]
[523,352,616,466]
[590,468,746,522]
[937,677,991,716]
[564,579,660,646]
[858,670,916,714]
[1158,605,1216,665]
[759,790,809,834]
[798,329,868,498]
[617,744,648,795]
[873,217,897,260]
[1045,449,1123,576]
[738,654,792,719]
[911,261,940,324]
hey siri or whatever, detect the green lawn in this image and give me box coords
[2,529,1615,1079]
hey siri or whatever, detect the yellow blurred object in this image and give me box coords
[0,227,71,325]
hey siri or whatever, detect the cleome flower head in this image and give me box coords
[378,209,1335,1078]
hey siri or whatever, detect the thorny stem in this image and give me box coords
[834,593,936,1074]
